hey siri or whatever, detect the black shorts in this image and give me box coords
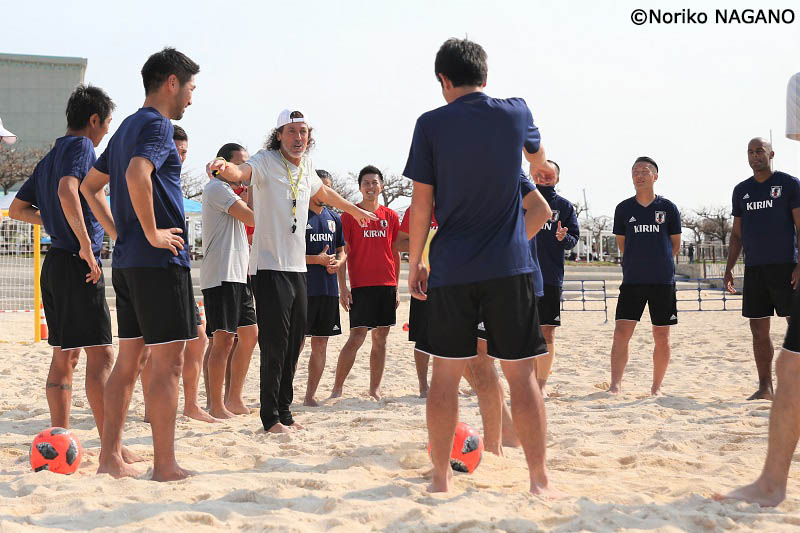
[202,281,257,335]
[113,265,198,345]
[41,248,112,350]
[408,296,432,353]
[782,284,800,352]
[349,285,397,329]
[743,264,794,318]
[426,273,548,360]
[616,283,677,326]
[306,296,341,337]
[538,284,563,327]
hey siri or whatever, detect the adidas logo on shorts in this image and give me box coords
[743,193,750,199]
[332,325,340,331]
[670,314,677,320]
[629,216,636,222]
[554,315,560,321]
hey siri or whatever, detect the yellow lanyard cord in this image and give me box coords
[280,153,303,233]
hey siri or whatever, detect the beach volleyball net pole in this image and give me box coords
[0,209,42,341]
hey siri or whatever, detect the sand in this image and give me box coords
[3,295,800,531]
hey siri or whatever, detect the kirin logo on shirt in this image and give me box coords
[327,220,336,233]
[550,210,560,222]
[771,186,782,199]
[655,211,666,224]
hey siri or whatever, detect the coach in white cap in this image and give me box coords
[0,117,17,144]
[208,109,375,433]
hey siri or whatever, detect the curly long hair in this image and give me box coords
[264,110,316,152]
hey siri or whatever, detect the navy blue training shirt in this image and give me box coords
[731,171,800,266]
[16,135,104,261]
[94,107,189,268]
[535,186,579,287]
[305,208,345,297]
[403,92,541,288]
[613,196,681,285]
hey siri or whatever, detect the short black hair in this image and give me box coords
[216,142,246,162]
[434,38,488,88]
[141,47,200,95]
[358,165,383,186]
[633,156,658,172]
[172,124,188,142]
[316,169,332,181]
[65,84,115,130]
[547,159,561,176]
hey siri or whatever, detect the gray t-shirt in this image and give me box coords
[200,178,249,289]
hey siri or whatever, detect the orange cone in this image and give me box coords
[40,304,48,340]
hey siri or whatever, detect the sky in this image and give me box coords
[4,0,800,218]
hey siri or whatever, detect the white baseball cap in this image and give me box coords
[788,72,800,141]
[276,109,308,129]
[0,117,17,145]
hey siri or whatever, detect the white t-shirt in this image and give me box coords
[788,72,800,141]
[246,149,323,272]
[200,178,249,289]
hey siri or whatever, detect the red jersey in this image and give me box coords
[342,204,399,288]
[399,206,438,233]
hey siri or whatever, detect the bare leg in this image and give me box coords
[427,357,467,492]
[500,358,562,497]
[182,326,216,422]
[414,349,430,398]
[207,330,236,419]
[369,327,389,400]
[536,326,556,395]
[224,338,236,403]
[466,344,504,456]
[749,318,774,400]
[202,338,212,409]
[304,336,328,406]
[46,348,80,428]
[330,328,368,398]
[140,348,152,422]
[714,350,800,506]
[146,342,191,481]
[651,325,671,395]
[609,320,637,394]
[83,346,113,435]
[97,339,148,478]
[226,325,257,414]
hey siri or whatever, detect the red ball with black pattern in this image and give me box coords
[29,427,83,474]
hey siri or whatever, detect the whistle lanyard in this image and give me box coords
[280,153,303,233]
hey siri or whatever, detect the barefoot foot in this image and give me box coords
[97,454,143,479]
[530,480,567,499]
[329,389,342,400]
[183,404,220,423]
[607,383,621,394]
[369,389,382,401]
[265,422,292,434]
[303,397,321,407]
[713,479,786,507]
[121,446,145,464]
[747,388,774,401]
[152,463,194,482]
[427,469,454,493]
[208,405,236,419]
[224,400,252,415]
[419,386,429,399]
[287,421,304,430]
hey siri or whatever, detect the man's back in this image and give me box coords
[404,92,540,287]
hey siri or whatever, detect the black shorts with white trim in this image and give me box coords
[202,281,257,334]
[113,265,198,345]
[41,248,112,350]
[537,284,563,327]
[426,273,548,361]
[349,285,396,329]
[615,283,677,326]
[743,263,794,319]
[306,295,341,337]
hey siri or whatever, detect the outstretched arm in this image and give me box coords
[312,185,377,225]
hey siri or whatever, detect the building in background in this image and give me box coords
[0,53,87,153]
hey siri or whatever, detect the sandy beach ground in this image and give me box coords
[2,290,800,531]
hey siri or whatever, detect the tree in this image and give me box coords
[379,172,413,207]
[181,169,206,200]
[587,215,612,255]
[328,171,360,206]
[0,145,49,194]
[695,205,732,245]
[679,208,703,244]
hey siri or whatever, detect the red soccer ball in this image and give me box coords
[428,421,484,473]
[29,427,83,474]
